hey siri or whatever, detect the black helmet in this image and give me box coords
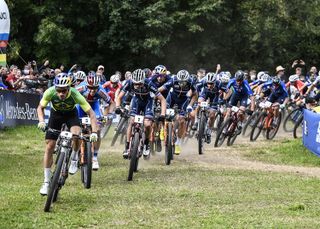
[273,76,281,85]
[235,70,245,81]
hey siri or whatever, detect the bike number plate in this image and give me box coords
[60,131,73,139]
[81,117,91,125]
[134,115,144,124]
[200,102,208,108]
[265,101,272,108]
[166,108,175,116]
[231,106,239,113]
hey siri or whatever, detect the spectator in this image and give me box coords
[97,65,106,83]
[275,65,286,81]
[306,66,318,80]
[5,65,18,90]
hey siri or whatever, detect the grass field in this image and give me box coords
[1,126,320,228]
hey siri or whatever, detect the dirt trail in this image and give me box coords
[177,129,320,178]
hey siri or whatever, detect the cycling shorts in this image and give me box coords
[166,92,190,116]
[130,97,154,119]
[45,108,80,140]
[229,93,249,107]
[77,100,102,119]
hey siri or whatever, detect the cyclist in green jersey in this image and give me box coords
[37,73,98,195]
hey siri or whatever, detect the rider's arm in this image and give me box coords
[37,104,45,123]
[86,108,98,133]
[158,79,173,92]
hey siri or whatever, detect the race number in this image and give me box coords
[134,115,144,124]
[264,101,272,108]
[200,102,208,108]
[166,108,175,116]
[81,117,91,125]
[60,131,73,139]
[231,106,239,113]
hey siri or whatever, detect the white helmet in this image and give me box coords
[54,73,71,88]
[260,73,270,82]
[289,74,299,83]
[75,71,86,81]
[220,72,230,83]
[110,74,120,83]
[176,70,190,81]
[257,71,265,80]
[206,72,217,83]
[132,69,145,83]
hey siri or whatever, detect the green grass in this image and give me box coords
[244,138,320,167]
[2,126,320,228]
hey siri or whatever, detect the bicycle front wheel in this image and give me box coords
[81,141,92,189]
[198,112,206,154]
[44,151,65,212]
[165,123,173,165]
[128,132,140,181]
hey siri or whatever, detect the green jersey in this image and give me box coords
[40,86,91,112]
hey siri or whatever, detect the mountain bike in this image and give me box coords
[164,108,176,165]
[127,114,146,181]
[214,106,241,147]
[197,101,210,155]
[250,101,282,141]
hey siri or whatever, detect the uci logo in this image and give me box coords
[0,12,7,20]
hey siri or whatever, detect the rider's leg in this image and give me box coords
[208,109,217,129]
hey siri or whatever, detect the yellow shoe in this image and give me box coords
[175,144,181,155]
[160,127,165,141]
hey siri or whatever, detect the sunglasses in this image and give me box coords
[56,88,68,93]
[133,83,143,86]
[88,86,99,90]
[157,74,166,78]
[77,79,83,82]
[207,82,214,85]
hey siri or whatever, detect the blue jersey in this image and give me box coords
[263,81,288,100]
[76,82,111,104]
[227,79,253,96]
[199,81,222,103]
[121,78,160,101]
[150,74,171,98]
[162,76,196,98]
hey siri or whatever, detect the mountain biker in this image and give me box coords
[115,69,166,158]
[224,70,255,134]
[70,71,113,171]
[102,74,122,114]
[37,73,98,195]
[74,71,86,86]
[159,70,197,154]
[197,72,222,143]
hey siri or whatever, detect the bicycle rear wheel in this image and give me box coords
[81,142,92,189]
[128,132,140,181]
[250,112,267,142]
[165,123,173,165]
[44,151,65,212]
[214,118,232,147]
[283,108,302,132]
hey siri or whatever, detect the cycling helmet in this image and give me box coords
[143,68,152,78]
[206,72,217,83]
[235,70,245,81]
[191,74,198,82]
[86,71,100,87]
[176,70,190,81]
[54,73,71,88]
[132,69,146,83]
[273,76,281,85]
[68,72,77,86]
[166,70,171,75]
[225,71,232,79]
[75,71,86,81]
[220,72,230,83]
[260,73,270,82]
[257,71,265,80]
[289,74,299,83]
[110,74,120,83]
[154,65,167,75]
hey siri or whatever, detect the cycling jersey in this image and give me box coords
[150,74,171,98]
[76,83,111,119]
[285,80,305,93]
[121,79,160,118]
[227,79,253,96]
[40,86,91,112]
[199,81,222,109]
[102,81,122,101]
[263,81,288,103]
